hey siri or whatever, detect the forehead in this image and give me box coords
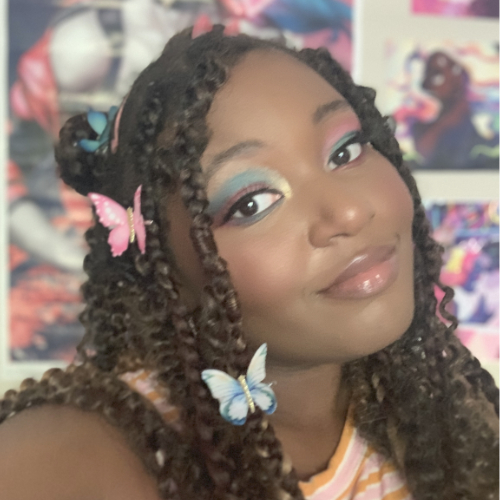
[204,50,347,151]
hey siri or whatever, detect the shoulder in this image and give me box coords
[0,404,162,500]
[0,364,172,500]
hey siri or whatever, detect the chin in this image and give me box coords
[350,300,416,361]
[318,286,416,364]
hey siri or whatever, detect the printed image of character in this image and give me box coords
[410,51,498,170]
[7,0,354,362]
[8,0,218,361]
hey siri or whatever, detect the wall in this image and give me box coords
[0,0,498,392]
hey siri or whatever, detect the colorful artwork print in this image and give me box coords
[385,41,499,170]
[412,0,499,18]
[426,202,499,363]
[6,0,353,366]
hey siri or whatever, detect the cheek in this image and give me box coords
[373,160,414,235]
[215,228,300,311]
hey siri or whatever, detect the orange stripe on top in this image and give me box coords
[298,419,413,500]
[123,370,413,500]
[336,460,367,500]
[353,459,401,495]
[299,415,356,497]
[121,369,180,425]
[354,470,389,495]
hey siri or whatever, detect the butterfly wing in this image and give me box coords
[107,225,133,257]
[99,106,118,145]
[79,139,101,153]
[245,344,277,416]
[223,392,250,426]
[246,343,268,389]
[250,383,277,416]
[201,369,241,402]
[133,185,146,254]
[81,108,118,151]
[201,369,249,425]
[87,110,107,135]
[88,193,130,257]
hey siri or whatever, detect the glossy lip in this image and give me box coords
[319,244,399,299]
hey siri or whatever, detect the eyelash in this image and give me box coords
[327,131,369,170]
[217,183,284,226]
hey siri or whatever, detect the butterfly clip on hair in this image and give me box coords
[201,343,277,425]
[88,185,146,257]
[79,106,118,153]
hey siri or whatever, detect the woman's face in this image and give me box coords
[167,50,415,367]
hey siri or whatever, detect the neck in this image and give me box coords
[266,360,350,479]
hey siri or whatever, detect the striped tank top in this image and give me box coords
[122,370,413,500]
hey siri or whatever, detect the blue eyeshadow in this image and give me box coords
[331,131,359,151]
[208,169,281,216]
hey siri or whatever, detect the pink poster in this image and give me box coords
[426,202,499,363]
[412,0,499,18]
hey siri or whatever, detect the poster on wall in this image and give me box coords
[426,201,499,364]
[412,0,499,18]
[384,40,499,171]
[4,0,354,376]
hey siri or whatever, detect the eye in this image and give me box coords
[327,141,363,170]
[224,189,283,225]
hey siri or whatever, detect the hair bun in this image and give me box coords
[55,113,104,196]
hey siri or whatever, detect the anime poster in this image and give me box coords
[384,40,499,170]
[426,201,499,363]
[412,0,499,18]
[5,0,353,372]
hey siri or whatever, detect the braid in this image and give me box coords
[297,46,498,500]
[174,53,249,372]
[149,41,303,500]
[0,365,204,500]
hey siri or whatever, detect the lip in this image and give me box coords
[319,245,399,300]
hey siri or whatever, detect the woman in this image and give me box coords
[0,25,497,500]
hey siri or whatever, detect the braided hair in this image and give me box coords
[1,26,498,500]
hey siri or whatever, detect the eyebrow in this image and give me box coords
[313,99,351,124]
[205,99,351,183]
[204,140,265,183]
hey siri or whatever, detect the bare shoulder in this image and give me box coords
[0,405,162,500]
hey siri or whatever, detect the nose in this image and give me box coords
[307,176,375,248]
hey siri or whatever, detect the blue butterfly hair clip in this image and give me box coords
[201,343,277,426]
[79,106,118,153]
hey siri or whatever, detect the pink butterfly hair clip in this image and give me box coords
[88,185,148,257]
